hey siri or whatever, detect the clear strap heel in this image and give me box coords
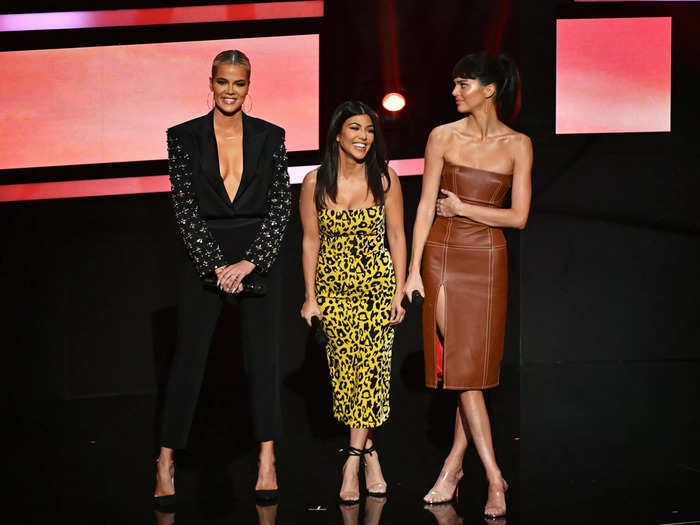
[363,444,388,497]
[423,468,463,505]
[339,446,363,505]
[484,478,508,519]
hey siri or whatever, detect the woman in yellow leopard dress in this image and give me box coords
[300,101,406,504]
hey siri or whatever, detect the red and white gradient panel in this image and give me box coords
[0,34,319,170]
[556,17,671,134]
[0,159,425,202]
[0,2,324,32]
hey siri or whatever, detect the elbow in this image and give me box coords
[514,216,528,230]
[302,237,320,254]
[387,230,406,246]
[508,208,529,230]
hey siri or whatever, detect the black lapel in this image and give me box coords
[238,113,266,198]
[199,110,232,204]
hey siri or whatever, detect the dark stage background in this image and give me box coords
[518,1,700,522]
[5,1,522,523]
[4,0,699,523]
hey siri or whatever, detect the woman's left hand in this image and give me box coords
[217,260,256,293]
[389,293,406,326]
[436,189,463,218]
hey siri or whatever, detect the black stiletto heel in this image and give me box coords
[254,460,279,503]
[153,459,176,508]
[362,444,388,497]
[339,446,363,505]
[255,489,279,504]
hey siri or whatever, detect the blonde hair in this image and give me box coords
[211,50,251,78]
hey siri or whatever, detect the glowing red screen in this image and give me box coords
[0,159,425,202]
[0,34,319,170]
[0,2,323,31]
[556,17,671,134]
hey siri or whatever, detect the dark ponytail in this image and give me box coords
[495,54,520,122]
[452,52,521,122]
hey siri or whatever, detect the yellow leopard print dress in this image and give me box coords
[316,204,396,428]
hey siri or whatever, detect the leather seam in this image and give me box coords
[488,182,501,204]
[483,228,493,386]
[440,218,452,386]
[427,243,506,251]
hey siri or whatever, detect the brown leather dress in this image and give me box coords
[422,162,512,389]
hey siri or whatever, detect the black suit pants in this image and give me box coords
[160,254,282,449]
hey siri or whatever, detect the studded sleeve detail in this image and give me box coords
[243,138,292,273]
[167,131,227,277]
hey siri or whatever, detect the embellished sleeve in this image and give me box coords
[167,131,227,277]
[243,136,292,273]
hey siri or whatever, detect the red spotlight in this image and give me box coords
[382,92,405,112]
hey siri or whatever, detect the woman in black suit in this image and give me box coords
[153,50,291,505]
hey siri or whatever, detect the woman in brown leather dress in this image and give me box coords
[404,52,532,519]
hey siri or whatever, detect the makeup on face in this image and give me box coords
[337,114,375,161]
[210,64,250,113]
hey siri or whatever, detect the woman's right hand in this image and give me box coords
[404,272,425,303]
[300,299,322,326]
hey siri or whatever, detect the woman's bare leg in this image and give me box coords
[255,440,278,491]
[154,446,175,497]
[424,405,469,502]
[340,427,369,501]
[363,431,387,494]
[424,285,469,503]
[459,390,507,516]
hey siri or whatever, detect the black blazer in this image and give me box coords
[166,111,291,276]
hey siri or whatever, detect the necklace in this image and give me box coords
[224,135,241,140]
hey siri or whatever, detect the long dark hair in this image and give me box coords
[314,100,390,210]
[452,52,521,122]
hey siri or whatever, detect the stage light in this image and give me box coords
[382,92,405,112]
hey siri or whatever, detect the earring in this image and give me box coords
[243,92,253,113]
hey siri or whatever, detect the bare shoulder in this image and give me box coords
[509,131,533,155]
[302,169,318,186]
[426,124,456,160]
[384,166,401,191]
[300,169,318,201]
[428,122,456,143]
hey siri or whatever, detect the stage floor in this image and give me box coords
[10,365,520,524]
[9,362,699,524]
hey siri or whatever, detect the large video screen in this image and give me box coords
[556,17,671,134]
[0,34,319,170]
[0,2,323,31]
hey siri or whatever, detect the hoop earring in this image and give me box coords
[243,92,253,113]
[207,92,213,110]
